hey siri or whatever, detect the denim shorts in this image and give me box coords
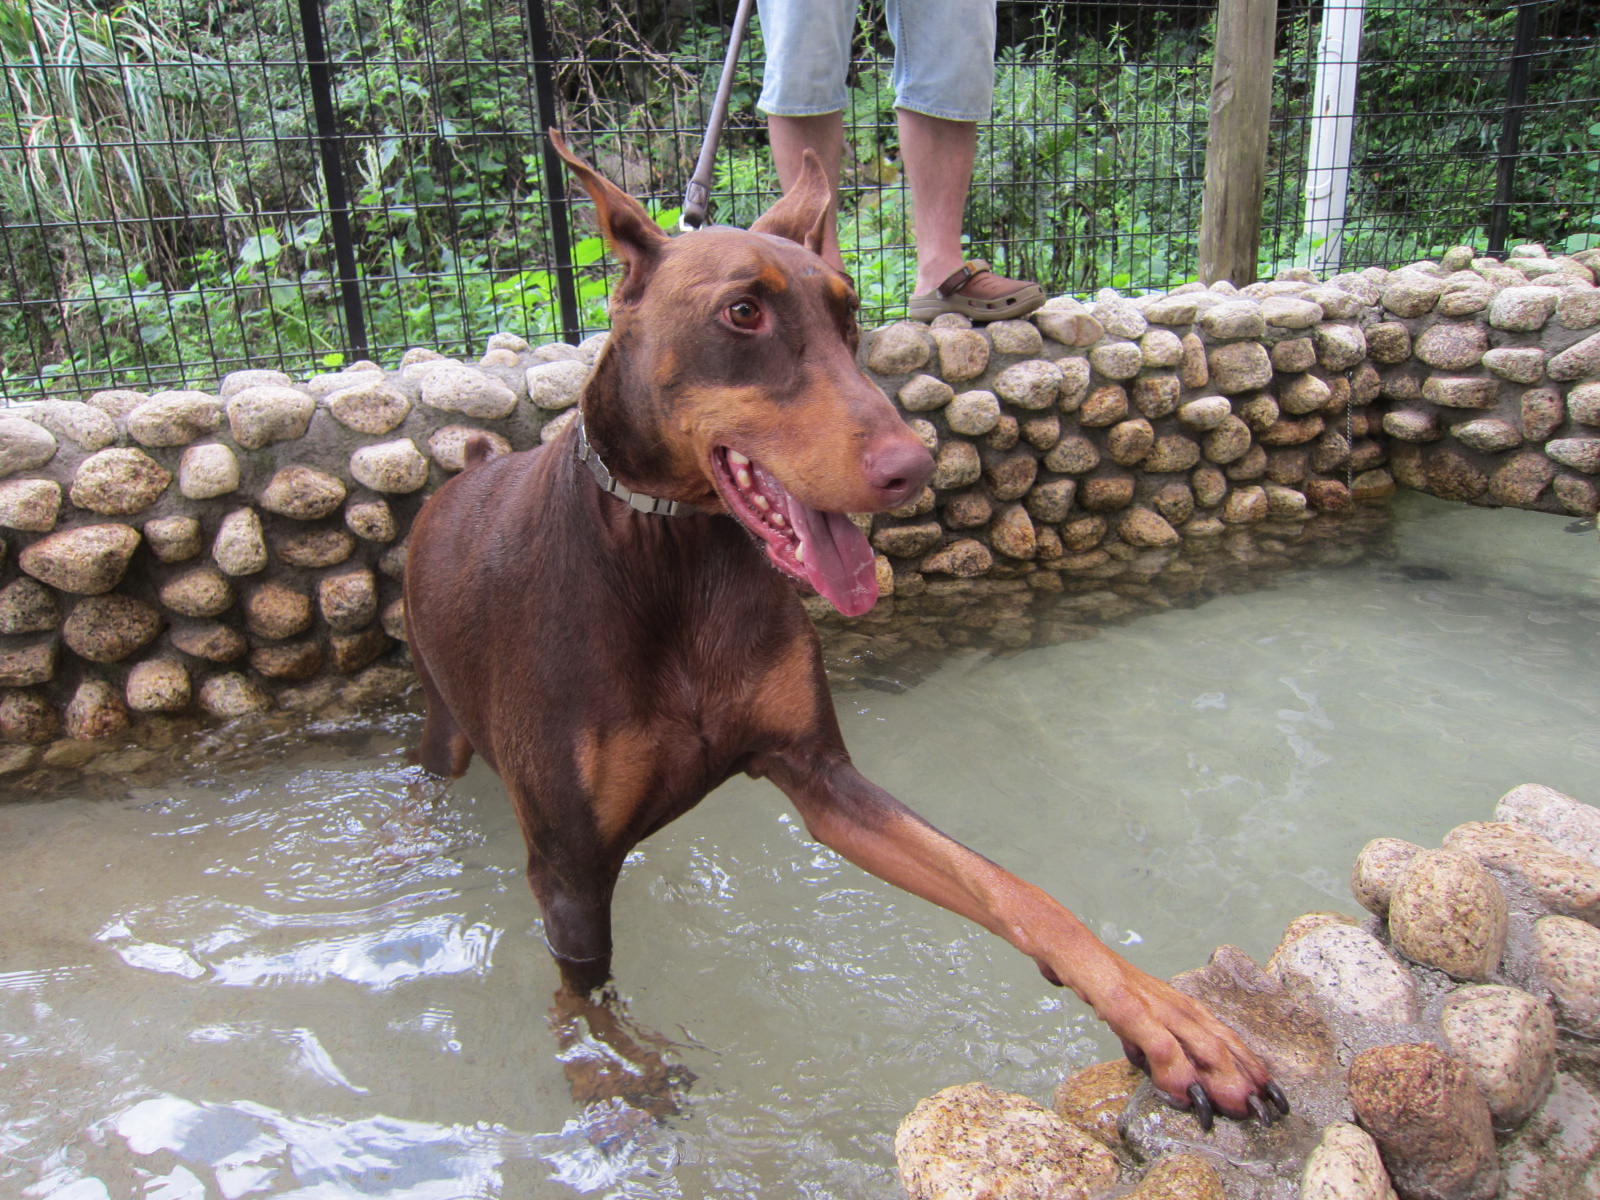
[755,0,998,124]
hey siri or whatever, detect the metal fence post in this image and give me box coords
[1488,0,1541,255]
[297,0,368,361]
[525,0,582,343]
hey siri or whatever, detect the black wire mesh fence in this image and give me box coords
[0,0,1594,403]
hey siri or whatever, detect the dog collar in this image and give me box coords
[573,417,694,517]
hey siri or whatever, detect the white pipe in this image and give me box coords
[1304,0,1366,275]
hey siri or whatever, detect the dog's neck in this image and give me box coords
[573,415,694,517]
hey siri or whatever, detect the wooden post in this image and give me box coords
[1199,0,1277,286]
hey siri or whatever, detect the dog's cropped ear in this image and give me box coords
[750,148,830,256]
[549,129,669,305]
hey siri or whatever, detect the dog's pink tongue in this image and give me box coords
[787,503,879,617]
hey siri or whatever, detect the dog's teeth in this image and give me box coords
[735,468,753,490]
[753,494,770,512]
[794,541,806,563]
[727,449,751,468]
[771,512,786,527]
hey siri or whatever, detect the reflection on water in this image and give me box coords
[2,494,1597,1198]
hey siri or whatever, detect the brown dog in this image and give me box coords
[403,132,1285,1128]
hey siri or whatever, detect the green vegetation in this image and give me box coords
[0,0,1595,402]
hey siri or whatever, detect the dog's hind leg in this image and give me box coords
[411,648,474,778]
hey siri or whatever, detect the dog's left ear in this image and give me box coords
[750,148,830,256]
[549,129,669,305]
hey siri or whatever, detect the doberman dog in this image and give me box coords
[403,132,1287,1129]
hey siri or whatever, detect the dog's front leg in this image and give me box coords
[757,750,1284,1126]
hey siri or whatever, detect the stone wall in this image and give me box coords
[0,243,1597,766]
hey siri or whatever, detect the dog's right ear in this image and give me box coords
[549,129,669,305]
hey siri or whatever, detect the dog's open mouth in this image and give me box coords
[712,447,878,617]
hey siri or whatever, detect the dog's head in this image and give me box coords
[551,131,932,617]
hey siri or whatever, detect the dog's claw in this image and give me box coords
[1266,1080,1291,1117]
[1248,1094,1273,1126]
[1187,1083,1214,1132]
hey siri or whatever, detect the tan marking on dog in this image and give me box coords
[576,724,659,843]
[755,263,790,294]
[751,634,820,736]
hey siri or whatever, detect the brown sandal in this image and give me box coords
[907,260,1045,322]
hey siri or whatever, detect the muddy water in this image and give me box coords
[3,494,1597,1199]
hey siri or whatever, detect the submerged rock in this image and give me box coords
[1387,848,1508,981]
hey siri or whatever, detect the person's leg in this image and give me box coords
[767,113,846,271]
[889,0,1042,318]
[757,0,854,271]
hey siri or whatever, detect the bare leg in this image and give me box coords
[766,112,846,271]
[896,108,977,294]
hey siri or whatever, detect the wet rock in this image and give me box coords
[0,415,59,475]
[125,659,193,714]
[1547,331,1600,382]
[19,524,141,594]
[0,478,62,531]
[158,567,234,619]
[1444,820,1600,923]
[1080,384,1129,427]
[1131,372,1181,419]
[1222,486,1269,523]
[1422,375,1498,410]
[1573,382,1600,427]
[277,528,356,569]
[1272,336,1319,373]
[178,442,241,499]
[1350,469,1396,503]
[990,506,1037,560]
[993,361,1062,410]
[1144,436,1200,474]
[1299,1121,1397,1200]
[1107,418,1155,465]
[329,628,391,673]
[930,441,981,490]
[988,319,1043,357]
[225,385,315,448]
[1389,848,1508,981]
[126,392,225,448]
[1019,413,1060,451]
[1118,507,1179,548]
[1206,341,1273,393]
[426,425,512,471]
[985,415,1019,451]
[1173,945,1338,1087]
[68,448,173,515]
[1440,984,1556,1126]
[946,389,1001,435]
[1547,438,1600,473]
[0,578,57,634]
[1052,1058,1141,1148]
[868,322,934,374]
[921,539,992,578]
[350,439,430,493]
[143,515,202,564]
[1087,340,1142,381]
[932,326,990,381]
[1489,452,1556,506]
[1352,837,1424,918]
[1280,372,1332,416]
[1533,915,1600,1037]
[1177,396,1232,431]
[198,672,272,718]
[345,499,398,542]
[1126,1153,1226,1199]
[327,378,412,433]
[0,689,59,743]
[318,569,378,633]
[250,640,325,680]
[1043,435,1099,475]
[1552,475,1600,516]
[873,522,944,557]
[1348,1043,1499,1200]
[1270,923,1419,1023]
[1481,346,1546,384]
[1424,449,1490,502]
[1080,473,1135,512]
[1313,324,1367,371]
[1060,516,1107,552]
[1496,783,1600,867]
[899,374,955,412]
[895,1082,1119,1200]
[213,508,268,576]
[1488,285,1560,331]
[1203,415,1253,464]
[1414,322,1488,370]
[1364,321,1412,364]
[64,678,130,740]
[61,595,162,662]
[1451,417,1521,452]
[245,582,313,639]
[168,622,247,662]
[0,640,56,687]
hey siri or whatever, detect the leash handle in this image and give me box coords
[680,0,755,231]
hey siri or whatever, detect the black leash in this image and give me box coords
[679,0,756,231]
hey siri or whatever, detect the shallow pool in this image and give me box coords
[3,493,1597,1199]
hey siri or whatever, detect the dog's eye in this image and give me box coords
[725,299,763,330]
